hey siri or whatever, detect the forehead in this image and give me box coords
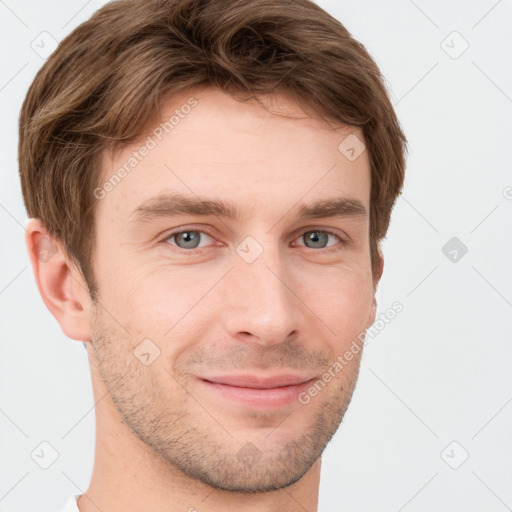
[96,86,371,223]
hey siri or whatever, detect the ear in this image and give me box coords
[366,246,384,327]
[25,218,93,342]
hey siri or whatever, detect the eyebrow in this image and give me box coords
[129,192,368,224]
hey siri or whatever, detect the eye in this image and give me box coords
[293,229,343,251]
[160,227,345,256]
[163,230,214,250]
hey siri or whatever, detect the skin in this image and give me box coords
[26,86,383,512]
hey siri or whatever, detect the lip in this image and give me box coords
[197,374,316,409]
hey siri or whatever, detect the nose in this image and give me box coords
[220,247,301,347]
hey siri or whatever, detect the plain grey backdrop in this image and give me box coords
[1,1,511,511]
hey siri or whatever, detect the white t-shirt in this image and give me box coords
[62,494,81,512]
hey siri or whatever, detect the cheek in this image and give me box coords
[112,262,224,343]
[295,266,374,339]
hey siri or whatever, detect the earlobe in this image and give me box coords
[25,218,92,342]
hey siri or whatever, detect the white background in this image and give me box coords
[1,1,511,511]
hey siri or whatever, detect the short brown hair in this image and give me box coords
[19,0,407,301]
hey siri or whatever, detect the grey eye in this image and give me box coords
[302,231,330,249]
[172,231,202,249]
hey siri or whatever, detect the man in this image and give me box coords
[19,0,407,510]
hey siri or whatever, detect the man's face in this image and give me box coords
[88,87,378,492]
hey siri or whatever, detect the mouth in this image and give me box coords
[197,374,317,409]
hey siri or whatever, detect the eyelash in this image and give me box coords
[159,227,346,256]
